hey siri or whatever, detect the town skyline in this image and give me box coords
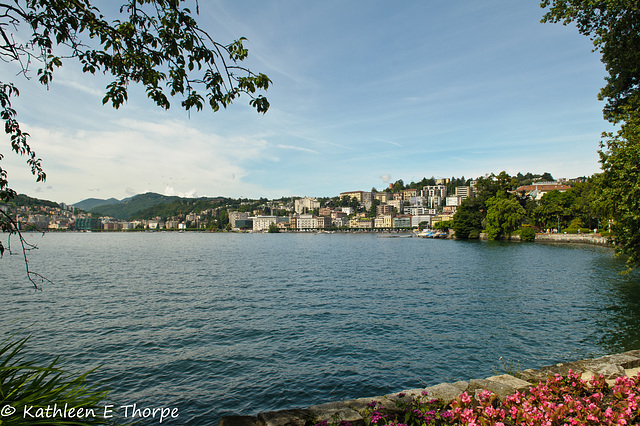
[0,1,611,206]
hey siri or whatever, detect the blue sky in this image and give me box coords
[1,1,612,204]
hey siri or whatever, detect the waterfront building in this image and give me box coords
[252,215,277,232]
[411,215,432,228]
[432,213,455,227]
[349,218,373,229]
[374,214,393,229]
[229,211,250,229]
[332,217,348,228]
[75,217,99,231]
[296,214,317,230]
[393,215,412,228]
[316,216,331,229]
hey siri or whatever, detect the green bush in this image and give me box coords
[0,332,112,425]
[519,226,535,242]
[467,229,480,239]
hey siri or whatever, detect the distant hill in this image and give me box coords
[9,194,59,208]
[90,192,181,220]
[73,197,121,211]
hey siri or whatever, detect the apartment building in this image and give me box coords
[294,197,320,214]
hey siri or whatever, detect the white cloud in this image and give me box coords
[13,118,276,202]
[163,186,199,198]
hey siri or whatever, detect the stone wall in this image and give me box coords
[477,232,611,246]
[534,233,610,246]
[218,349,640,426]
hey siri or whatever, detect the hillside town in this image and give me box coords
[0,176,580,233]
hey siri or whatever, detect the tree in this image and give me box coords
[368,198,380,218]
[485,195,526,240]
[541,1,640,268]
[597,109,640,268]
[532,189,573,230]
[452,196,485,239]
[541,1,640,123]
[0,1,270,281]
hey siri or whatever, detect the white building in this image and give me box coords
[446,196,462,207]
[294,197,320,214]
[252,215,277,232]
[404,206,436,216]
[411,215,433,228]
[374,214,393,229]
[296,214,317,230]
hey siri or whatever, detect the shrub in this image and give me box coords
[519,226,535,242]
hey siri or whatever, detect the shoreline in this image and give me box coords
[218,349,640,426]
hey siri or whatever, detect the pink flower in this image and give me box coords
[605,407,614,420]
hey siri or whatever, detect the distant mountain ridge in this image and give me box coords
[87,192,182,220]
[73,197,121,211]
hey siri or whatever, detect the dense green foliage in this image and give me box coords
[597,110,640,268]
[451,197,484,239]
[519,226,536,242]
[541,1,640,269]
[91,193,181,219]
[6,194,59,208]
[452,171,603,241]
[485,195,526,240]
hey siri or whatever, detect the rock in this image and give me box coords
[257,409,313,426]
[422,382,468,405]
[466,378,518,403]
[307,401,363,424]
[485,374,532,393]
[344,396,395,415]
[218,416,263,426]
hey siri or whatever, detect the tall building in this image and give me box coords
[294,197,320,214]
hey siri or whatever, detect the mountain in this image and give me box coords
[89,192,181,220]
[73,197,121,211]
[8,194,60,208]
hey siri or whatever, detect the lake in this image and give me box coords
[2,232,639,424]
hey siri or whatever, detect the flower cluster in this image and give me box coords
[361,391,453,426]
[449,389,506,425]
[501,370,640,425]
[314,371,640,426]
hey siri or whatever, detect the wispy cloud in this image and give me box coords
[277,144,319,154]
[375,138,402,147]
